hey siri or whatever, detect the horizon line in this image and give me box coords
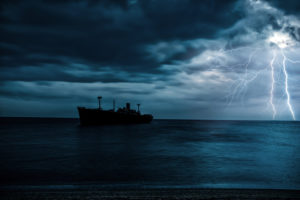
[0,116,298,122]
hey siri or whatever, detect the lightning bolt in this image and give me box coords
[225,48,265,107]
[281,49,296,120]
[206,0,299,120]
[222,46,297,120]
[269,50,276,119]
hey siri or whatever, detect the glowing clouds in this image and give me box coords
[268,32,295,49]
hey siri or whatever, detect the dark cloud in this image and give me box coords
[0,0,240,74]
[267,0,300,16]
[0,66,130,83]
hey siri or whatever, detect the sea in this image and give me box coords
[0,117,300,190]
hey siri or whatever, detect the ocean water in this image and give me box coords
[0,117,300,190]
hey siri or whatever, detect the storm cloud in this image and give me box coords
[1,0,300,120]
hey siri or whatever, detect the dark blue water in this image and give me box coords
[0,118,300,189]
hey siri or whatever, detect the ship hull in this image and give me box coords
[77,107,153,125]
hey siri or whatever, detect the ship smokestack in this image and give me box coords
[126,103,130,111]
[97,96,102,110]
[137,104,140,113]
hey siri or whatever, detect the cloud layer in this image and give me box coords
[1,0,300,120]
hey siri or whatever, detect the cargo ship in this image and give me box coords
[77,96,153,125]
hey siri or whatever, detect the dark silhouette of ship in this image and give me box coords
[77,96,153,125]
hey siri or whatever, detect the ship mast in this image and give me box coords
[97,96,102,110]
[113,99,115,111]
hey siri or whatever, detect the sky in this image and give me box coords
[1,0,300,120]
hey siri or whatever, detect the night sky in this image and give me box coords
[1,0,300,120]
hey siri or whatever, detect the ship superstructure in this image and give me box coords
[77,96,153,125]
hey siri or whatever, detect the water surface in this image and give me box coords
[0,118,299,189]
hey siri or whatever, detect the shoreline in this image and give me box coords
[1,188,300,200]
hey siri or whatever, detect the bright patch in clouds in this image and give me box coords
[268,32,295,49]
